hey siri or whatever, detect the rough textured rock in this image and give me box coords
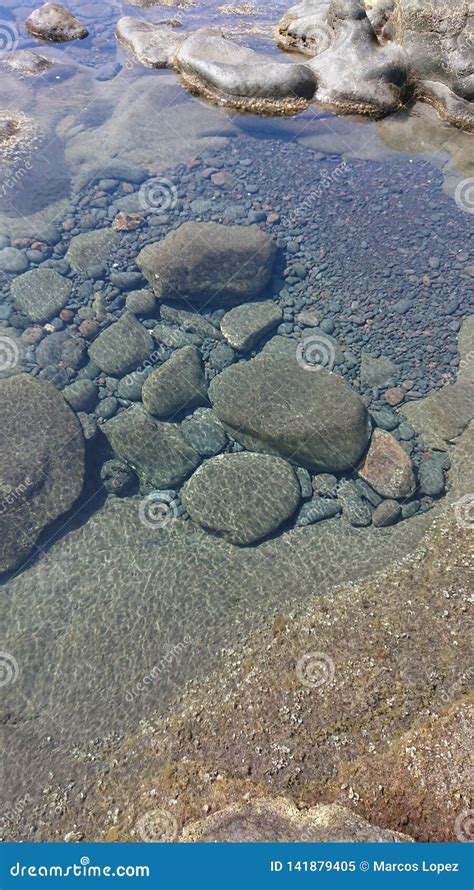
[25,3,89,42]
[0,374,84,574]
[2,50,54,77]
[102,406,200,489]
[402,382,473,450]
[65,228,118,274]
[142,346,208,418]
[358,429,416,499]
[209,356,371,472]
[181,408,228,456]
[181,453,301,544]
[180,798,412,842]
[89,314,153,376]
[11,269,72,324]
[62,380,98,413]
[115,17,185,69]
[175,29,316,112]
[137,222,277,306]
[220,301,282,352]
[160,304,223,340]
[360,351,397,388]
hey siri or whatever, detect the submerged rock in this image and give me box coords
[137,222,276,306]
[102,405,200,490]
[65,228,118,275]
[11,268,71,324]
[25,3,89,42]
[115,17,185,69]
[358,429,416,499]
[0,374,84,574]
[220,301,282,352]
[181,453,301,544]
[180,798,412,842]
[209,356,371,472]
[89,314,153,376]
[175,28,316,113]
[1,50,54,77]
[181,408,228,456]
[142,346,208,418]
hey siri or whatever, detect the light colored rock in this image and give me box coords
[115,17,185,69]
[11,268,71,323]
[89,314,153,376]
[65,228,118,274]
[358,429,416,499]
[360,351,397,388]
[142,346,208,418]
[220,301,282,352]
[1,50,53,76]
[181,452,301,544]
[25,3,88,42]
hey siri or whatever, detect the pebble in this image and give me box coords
[372,500,401,527]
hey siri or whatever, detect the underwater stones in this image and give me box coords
[181,408,228,456]
[126,289,156,315]
[402,381,474,451]
[360,350,397,388]
[0,374,84,574]
[181,453,301,545]
[220,301,282,352]
[0,247,28,274]
[209,355,371,473]
[295,496,341,526]
[160,304,223,340]
[25,3,89,42]
[35,331,86,370]
[175,29,316,112]
[100,459,136,497]
[65,228,118,275]
[137,222,277,306]
[338,480,372,526]
[115,17,185,69]
[2,50,53,77]
[142,346,208,418]
[418,458,446,498]
[88,314,153,376]
[276,0,333,56]
[102,406,200,490]
[152,323,202,349]
[62,379,98,413]
[372,499,401,527]
[308,0,408,116]
[11,268,71,324]
[358,429,416,499]
[180,799,412,842]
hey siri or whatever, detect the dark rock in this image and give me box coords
[142,346,208,418]
[100,459,136,496]
[89,314,153,376]
[11,269,71,324]
[372,499,402,527]
[25,3,88,42]
[295,496,342,526]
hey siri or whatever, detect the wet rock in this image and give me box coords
[0,247,28,274]
[180,798,412,842]
[360,351,397,388]
[312,472,338,497]
[175,28,316,112]
[25,3,88,42]
[358,429,416,499]
[89,314,153,376]
[1,50,53,77]
[296,466,312,498]
[152,323,202,349]
[372,499,401,527]
[100,459,136,496]
[160,304,223,340]
[102,405,200,489]
[208,341,235,371]
[11,269,71,324]
[220,301,282,352]
[181,453,301,545]
[0,374,84,574]
[338,480,372,526]
[418,458,446,497]
[402,381,473,450]
[126,289,156,315]
[181,408,228,456]
[62,379,98,412]
[370,407,399,431]
[36,331,86,370]
[0,325,27,380]
[142,346,208,418]
[77,411,97,440]
[209,356,371,473]
[116,370,148,401]
[421,81,474,132]
[96,397,118,420]
[65,228,118,275]
[295,496,341,526]
[137,222,277,306]
[115,17,185,69]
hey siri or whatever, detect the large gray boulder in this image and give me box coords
[209,356,371,472]
[142,346,208,418]
[11,268,72,324]
[89,314,154,376]
[181,453,301,545]
[175,29,316,112]
[136,222,277,306]
[25,3,88,42]
[115,17,185,69]
[102,405,200,490]
[0,374,84,574]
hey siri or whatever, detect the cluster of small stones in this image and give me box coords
[0,135,467,544]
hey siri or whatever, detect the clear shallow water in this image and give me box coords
[0,0,473,840]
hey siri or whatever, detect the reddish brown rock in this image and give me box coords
[79,319,100,339]
[384,386,405,405]
[358,429,416,499]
